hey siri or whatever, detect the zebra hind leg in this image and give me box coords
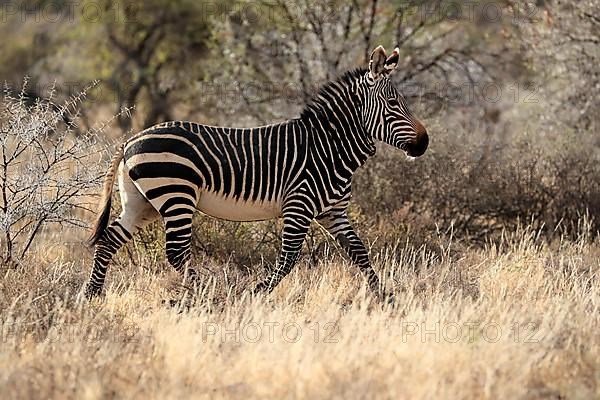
[85,207,158,299]
[85,168,159,299]
[85,220,133,298]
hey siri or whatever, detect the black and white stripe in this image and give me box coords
[85,46,428,299]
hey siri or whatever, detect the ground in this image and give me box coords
[0,226,598,399]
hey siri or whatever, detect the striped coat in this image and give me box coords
[85,45,428,299]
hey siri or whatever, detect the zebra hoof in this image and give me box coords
[165,299,181,308]
[84,285,102,300]
[377,292,396,308]
[374,290,395,307]
[253,281,271,294]
[385,293,396,306]
[162,298,191,312]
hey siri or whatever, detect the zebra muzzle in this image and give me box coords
[405,120,428,157]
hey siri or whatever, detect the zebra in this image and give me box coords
[85,45,428,299]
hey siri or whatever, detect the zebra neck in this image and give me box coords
[301,108,375,180]
[299,68,375,177]
[298,116,373,184]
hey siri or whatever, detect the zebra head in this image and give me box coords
[364,45,429,158]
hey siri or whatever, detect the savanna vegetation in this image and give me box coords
[0,1,598,398]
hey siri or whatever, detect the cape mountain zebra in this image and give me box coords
[85,45,428,299]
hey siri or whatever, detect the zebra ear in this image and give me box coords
[369,45,388,79]
[383,47,400,74]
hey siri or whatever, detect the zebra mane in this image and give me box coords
[299,68,367,121]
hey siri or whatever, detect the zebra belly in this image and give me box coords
[196,191,282,222]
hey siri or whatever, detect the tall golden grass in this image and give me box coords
[0,223,598,399]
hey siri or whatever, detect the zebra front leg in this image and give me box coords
[316,211,382,297]
[254,214,311,293]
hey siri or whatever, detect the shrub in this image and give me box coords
[0,80,106,265]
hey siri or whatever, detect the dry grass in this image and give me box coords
[0,225,599,399]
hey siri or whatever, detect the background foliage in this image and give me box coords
[0,0,598,262]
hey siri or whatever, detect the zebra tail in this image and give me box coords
[88,143,125,246]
